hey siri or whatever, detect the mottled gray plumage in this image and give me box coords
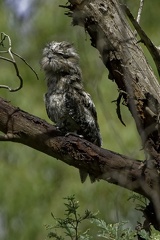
[41,41,102,182]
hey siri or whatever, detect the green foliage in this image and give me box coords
[46,195,155,240]
[92,219,135,240]
[46,195,97,240]
[128,193,148,211]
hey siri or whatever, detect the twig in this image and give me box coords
[136,0,144,24]
[112,90,127,126]
[123,5,160,76]
[134,0,144,37]
[12,51,39,80]
[0,32,38,92]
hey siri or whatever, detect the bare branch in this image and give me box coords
[0,32,38,92]
[0,96,155,199]
[136,0,144,24]
[123,5,160,77]
[12,51,39,80]
[0,32,23,91]
[134,0,144,37]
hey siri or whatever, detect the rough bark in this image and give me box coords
[65,0,160,148]
[62,0,160,230]
[0,97,157,199]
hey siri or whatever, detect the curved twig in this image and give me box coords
[0,32,38,92]
[12,51,39,80]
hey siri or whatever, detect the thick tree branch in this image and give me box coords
[0,96,159,202]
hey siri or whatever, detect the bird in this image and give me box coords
[41,41,102,183]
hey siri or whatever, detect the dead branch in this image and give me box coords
[0,96,158,200]
[136,0,144,24]
[0,32,38,92]
[123,5,160,77]
[63,0,160,229]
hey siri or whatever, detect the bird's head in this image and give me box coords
[41,41,80,74]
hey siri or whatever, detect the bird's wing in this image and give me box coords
[65,88,101,147]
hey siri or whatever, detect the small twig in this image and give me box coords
[123,5,160,76]
[136,0,144,24]
[12,51,39,80]
[0,32,39,92]
[112,90,126,126]
[134,0,144,37]
[0,32,23,92]
[0,33,5,47]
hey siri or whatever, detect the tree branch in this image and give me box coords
[0,32,38,92]
[0,96,158,201]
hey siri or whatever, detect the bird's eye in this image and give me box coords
[57,52,70,59]
[57,52,63,56]
[63,55,70,59]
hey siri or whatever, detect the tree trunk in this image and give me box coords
[64,0,160,230]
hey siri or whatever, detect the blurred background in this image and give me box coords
[0,0,160,239]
